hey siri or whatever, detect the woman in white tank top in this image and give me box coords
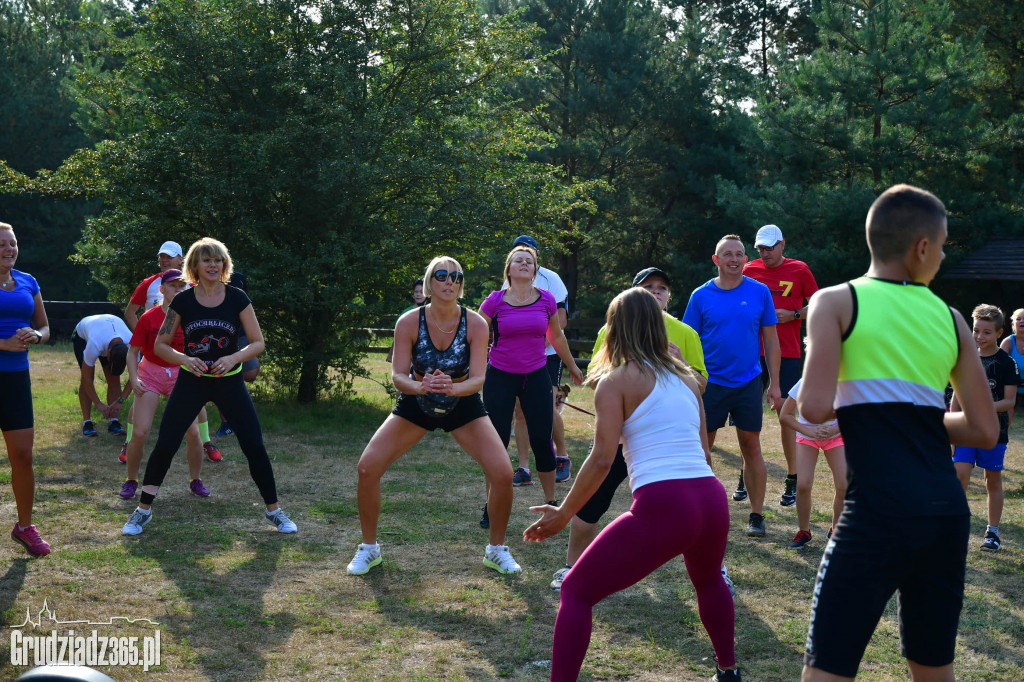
[524,288,741,682]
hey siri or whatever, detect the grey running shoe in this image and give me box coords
[265,508,297,533]
[550,566,571,591]
[512,467,533,486]
[747,513,766,537]
[555,456,571,482]
[483,545,522,574]
[122,508,152,536]
[347,543,382,575]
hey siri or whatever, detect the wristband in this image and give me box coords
[32,329,43,343]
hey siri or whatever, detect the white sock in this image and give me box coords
[988,525,999,535]
[487,544,505,551]
[362,543,380,550]
[136,507,151,516]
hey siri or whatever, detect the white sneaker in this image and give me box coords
[122,507,152,536]
[483,545,522,574]
[347,543,382,575]
[265,509,298,533]
[721,566,736,596]
[550,566,571,591]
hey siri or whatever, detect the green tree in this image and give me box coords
[718,0,1021,293]
[0,0,116,298]
[9,0,586,401]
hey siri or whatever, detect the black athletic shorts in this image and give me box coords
[0,370,34,431]
[545,355,563,386]
[804,511,969,677]
[392,391,488,432]
[703,377,763,432]
[760,356,802,398]
[575,444,628,524]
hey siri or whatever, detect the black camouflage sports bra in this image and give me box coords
[410,306,469,416]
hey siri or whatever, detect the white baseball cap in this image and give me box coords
[158,241,183,258]
[754,225,784,247]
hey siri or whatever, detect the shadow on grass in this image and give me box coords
[126,521,296,682]
[0,558,29,626]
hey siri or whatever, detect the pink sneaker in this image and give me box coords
[118,442,127,464]
[12,523,50,557]
[189,479,211,497]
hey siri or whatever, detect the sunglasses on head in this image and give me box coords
[432,269,464,284]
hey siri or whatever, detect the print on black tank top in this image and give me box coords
[169,285,251,374]
[411,306,469,417]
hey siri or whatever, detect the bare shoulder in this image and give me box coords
[812,283,852,305]
[395,308,420,330]
[465,308,489,339]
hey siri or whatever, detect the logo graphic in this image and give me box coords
[187,334,230,355]
[9,600,161,671]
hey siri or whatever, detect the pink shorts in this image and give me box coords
[137,359,179,397]
[796,433,845,451]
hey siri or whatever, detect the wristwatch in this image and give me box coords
[32,329,42,343]
[793,310,801,320]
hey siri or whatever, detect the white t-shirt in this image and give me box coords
[503,266,568,356]
[74,315,132,367]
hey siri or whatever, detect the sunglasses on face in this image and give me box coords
[432,269,464,284]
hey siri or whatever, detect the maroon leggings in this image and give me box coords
[552,476,735,681]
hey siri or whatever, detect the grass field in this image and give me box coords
[0,344,1022,681]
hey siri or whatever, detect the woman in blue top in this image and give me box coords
[0,223,51,556]
[999,308,1024,424]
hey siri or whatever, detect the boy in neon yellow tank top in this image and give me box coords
[799,185,998,681]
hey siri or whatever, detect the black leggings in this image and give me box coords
[483,364,555,472]
[142,371,278,505]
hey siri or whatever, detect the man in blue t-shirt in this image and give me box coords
[683,234,781,538]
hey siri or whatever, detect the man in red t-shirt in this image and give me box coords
[742,224,819,507]
[125,241,184,330]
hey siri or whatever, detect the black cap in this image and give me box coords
[632,267,671,288]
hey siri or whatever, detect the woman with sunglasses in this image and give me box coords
[479,245,583,523]
[347,256,521,575]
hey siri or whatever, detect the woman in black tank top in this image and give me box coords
[346,256,522,576]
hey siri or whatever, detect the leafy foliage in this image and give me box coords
[38,0,590,400]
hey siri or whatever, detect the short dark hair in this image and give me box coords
[866,185,947,263]
[715,234,744,253]
[109,341,129,376]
